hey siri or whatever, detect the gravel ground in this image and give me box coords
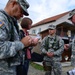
[28,65,45,75]
[28,65,74,75]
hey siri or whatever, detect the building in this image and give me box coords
[30,9,75,62]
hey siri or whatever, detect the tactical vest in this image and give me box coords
[45,35,59,51]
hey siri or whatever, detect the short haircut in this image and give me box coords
[21,17,32,29]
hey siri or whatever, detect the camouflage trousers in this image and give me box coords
[0,60,18,75]
[71,55,75,67]
[43,61,62,75]
[0,65,16,75]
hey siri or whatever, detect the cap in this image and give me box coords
[48,24,56,30]
[69,9,75,19]
[16,0,29,16]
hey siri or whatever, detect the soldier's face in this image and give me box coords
[11,2,24,20]
[71,15,75,25]
[49,29,56,35]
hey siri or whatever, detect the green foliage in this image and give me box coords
[30,62,44,71]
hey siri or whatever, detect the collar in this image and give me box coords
[48,34,56,39]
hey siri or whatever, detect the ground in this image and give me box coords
[28,65,45,75]
[28,64,74,75]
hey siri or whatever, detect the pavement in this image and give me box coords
[28,62,74,75]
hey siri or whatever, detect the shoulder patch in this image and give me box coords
[0,20,4,27]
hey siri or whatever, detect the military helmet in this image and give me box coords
[48,24,56,30]
[69,9,75,19]
[16,0,29,16]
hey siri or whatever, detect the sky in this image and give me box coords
[0,0,75,24]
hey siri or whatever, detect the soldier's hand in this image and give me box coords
[64,44,69,50]
[31,38,39,46]
[21,36,32,47]
[47,52,54,57]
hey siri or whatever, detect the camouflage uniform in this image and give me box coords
[0,0,30,74]
[0,10,24,75]
[68,9,75,67]
[70,37,75,66]
[41,34,64,75]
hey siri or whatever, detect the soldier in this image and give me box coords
[64,9,75,75]
[65,9,75,66]
[40,24,64,75]
[0,0,33,75]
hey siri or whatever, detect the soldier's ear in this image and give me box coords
[11,0,18,7]
[54,29,56,33]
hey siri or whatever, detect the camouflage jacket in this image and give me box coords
[0,10,24,74]
[40,35,64,62]
[71,37,75,66]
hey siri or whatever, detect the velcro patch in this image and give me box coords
[0,20,4,27]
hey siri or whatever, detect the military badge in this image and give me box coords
[0,21,4,27]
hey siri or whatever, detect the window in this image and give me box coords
[38,28,41,32]
[37,28,41,34]
[32,29,36,34]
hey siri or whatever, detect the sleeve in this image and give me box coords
[0,15,24,59]
[53,37,64,56]
[40,37,48,54]
[69,41,72,49]
[72,38,75,52]
[19,30,25,40]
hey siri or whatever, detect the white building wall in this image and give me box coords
[29,13,71,34]
[29,22,55,34]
